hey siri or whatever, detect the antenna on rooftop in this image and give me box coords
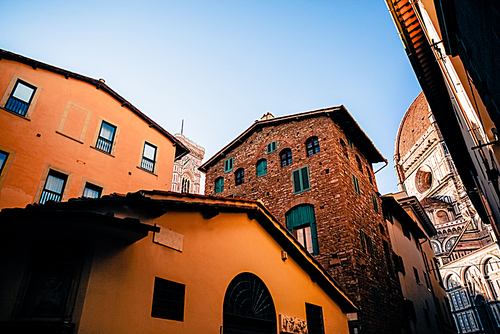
[181,119,184,135]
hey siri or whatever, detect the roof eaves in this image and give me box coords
[0,48,189,160]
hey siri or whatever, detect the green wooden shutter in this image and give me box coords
[301,167,310,190]
[367,235,374,257]
[352,174,360,195]
[224,158,233,173]
[293,170,301,192]
[285,205,318,255]
[256,159,267,176]
[372,194,378,212]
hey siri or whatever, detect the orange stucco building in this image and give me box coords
[0,49,188,209]
[0,191,356,334]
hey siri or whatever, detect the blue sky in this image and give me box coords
[0,0,421,194]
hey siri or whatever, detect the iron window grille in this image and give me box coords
[0,150,8,175]
[305,303,325,334]
[215,177,224,194]
[83,183,102,198]
[141,142,157,172]
[235,168,244,186]
[5,80,36,116]
[306,137,320,157]
[40,170,68,204]
[151,277,185,321]
[280,148,293,167]
[95,121,116,154]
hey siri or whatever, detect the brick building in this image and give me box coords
[200,107,404,334]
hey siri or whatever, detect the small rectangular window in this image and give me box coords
[367,235,375,257]
[224,158,233,173]
[215,177,224,194]
[352,174,360,195]
[141,142,157,173]
[305,303,325,334]
[0,150,8,175]
[256,159,267,177]
[151,277,185,321]
[5,80,36,116]
[371,286,381,309]
[360,229,366,253]
[95,121,116,154]
[266,141,277,154]
[83,182,102,198]
[40,170,68,204]
[293,166,310,194]
[372,194,378,212]
[414,267,421,284]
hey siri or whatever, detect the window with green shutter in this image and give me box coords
[352,174,360,195]
[285,204,319,255]
[256,159,267,177]
[372,194,378,212]
[215,177,224,194]
[224,158,233,173]
[266,141,277,154]
[293,166,310,194]
[360,229,366,252]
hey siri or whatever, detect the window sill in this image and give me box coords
[56,131,84,144]
[90,146,115,157]
[137,166,157,176]
[0,106,31,121]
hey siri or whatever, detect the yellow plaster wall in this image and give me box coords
[78,210,350,334]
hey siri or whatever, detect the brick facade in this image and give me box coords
[201,107,404,334]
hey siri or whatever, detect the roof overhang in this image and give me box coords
[382,196,427,239]
[0,49,189,160]
[200,105,385,172]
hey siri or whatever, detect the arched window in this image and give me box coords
[256,159,267,177]
[305,137,320,157]
[215,177,224,194]
[235,168,244,186]
[464,266,483,296]
[355,155,363,173]
[340,139,348,157]
[181,177,191,193]
[446,274,461,290]
[436,210,449,223]
[444,236,458,252]
[285,204,318,254]
[415,166,433,193]
[280,148,293,167]
[223,273,276,333]
[485,258,500,300]
[431,241,441,254]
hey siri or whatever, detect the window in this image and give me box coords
[293,166,310,194]
[352,174,360,195]
[360,229,374,257]
[306,137,320,157]
[393,253,406,275]
[383,240,393,275]
[355,155,363,173]
[141,142,157,173]
[366,167,373,184]
[151,277,185,321]
[40,170,68,204]
[280,148,293,167]
[83,182,102,198]
[266,141,277,154]
[286,205,318,254]
[305,303,325,334]
[414,267,421,284]
[371,286,381,309]
[340,139,348,157]
[235,168,244,186]
[214,177,224,194]
[95,121,116,154]
[0,150,8,175]
[346,134,353,148]
[4,79,36,116]
[224,158,233,173]
[181,177,190,193]
[256,159,267,177]
[372,194,378,212]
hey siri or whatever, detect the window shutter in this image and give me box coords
[301,167,310,190]
[293,170,301,193]
[360,230,366,252]
[368,236,375,257]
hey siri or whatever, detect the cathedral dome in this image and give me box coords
[394,92,432,161]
